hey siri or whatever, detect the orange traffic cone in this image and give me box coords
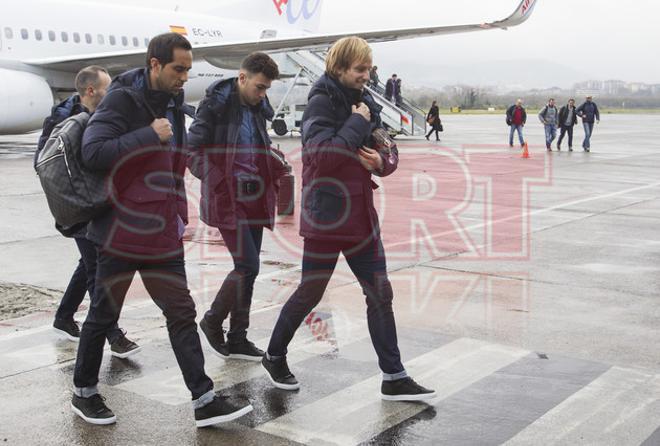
[521,142,530,159]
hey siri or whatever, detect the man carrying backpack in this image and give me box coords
[35,66,140,357]
[71,33,253,427]
[539,98,559,151]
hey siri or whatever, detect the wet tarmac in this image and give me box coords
[0,115,659,445]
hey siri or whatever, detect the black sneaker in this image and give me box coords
[557,144,561,151]
[569,147,573,152]
[262,355,300,390]
[71,394,116,425]
[195,393,253,428]
[110,334,141,359]
[53,318,80,341]
[584,147,590,152]
[381,377,436,402]
[227,339,264,361]
[199,318,229,358]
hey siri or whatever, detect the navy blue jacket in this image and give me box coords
[188,78,285,230]
[81,68,194,260]
[300,73,398,242]
[577,101,600,124]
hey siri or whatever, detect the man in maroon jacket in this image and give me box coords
[262,36,436,402]
[506,98,527,148]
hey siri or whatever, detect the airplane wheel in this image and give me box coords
[272,119,288,136]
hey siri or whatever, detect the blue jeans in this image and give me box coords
[55,237,122,343]
[267,238,406,376]
[583,122,594,149]
[74,251,214,400]
[509,125,524,146]
[544,124,557,148]
[205,224,264,344]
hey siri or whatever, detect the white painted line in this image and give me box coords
[504,367,660,446]
[114,325,371,406]
[256,338,529,445]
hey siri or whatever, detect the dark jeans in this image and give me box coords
[205,223,264,344]
[558,125,574,148]
[426,128,440,140]
[55,237,122,343]
[267,237,405,375]
[73,250,213,400]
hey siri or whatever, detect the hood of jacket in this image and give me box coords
[202,77,274,120]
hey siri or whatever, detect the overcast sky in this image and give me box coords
[86,0,660,88]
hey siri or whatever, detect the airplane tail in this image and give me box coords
[205,0,324,34]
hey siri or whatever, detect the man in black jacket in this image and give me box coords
[557,98,578,151]
[35,66,139,356]
[71,33,252,427]
[262,36,435,402]
[188,53,287,361]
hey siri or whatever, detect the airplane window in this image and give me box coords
[73,32,80,43]
[85,33,92,44]
[20,29,28,40]
[144,37,149,47]
[132,37,139,47]
[109,35,116,45]
[97,34,104,45]
[48,30,56,42]
[121,36,128,46]
[35,29,43,41]
[61,32,68,43]
[4,27,13,39]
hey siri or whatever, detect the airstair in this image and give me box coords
[272,50,427,137]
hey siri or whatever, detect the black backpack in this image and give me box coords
[35,112,109,228]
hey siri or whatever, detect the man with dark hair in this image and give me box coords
[35,66,139,357]
[188,52,288,361]
[262,37,435,402]
[557,98,578,151]
[71,33,253,427]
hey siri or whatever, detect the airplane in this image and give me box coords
[0,0,538,134]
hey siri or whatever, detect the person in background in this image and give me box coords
[425,100,442,141]
[539,98,559,151]
[505,98,527,148]
[576,95,600,152]
[557,98,578,151]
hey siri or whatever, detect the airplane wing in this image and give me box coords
[23,0,538,73]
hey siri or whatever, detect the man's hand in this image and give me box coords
[352,102,371,123]
[151,118,173,143]
[358,146,383,172]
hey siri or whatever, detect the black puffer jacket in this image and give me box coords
[299,74,398,242]
[187,77,285,230]
[81,68,194,260]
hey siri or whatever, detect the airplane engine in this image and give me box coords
[0,69,53,134]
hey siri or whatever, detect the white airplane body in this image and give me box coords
[0,0,538,134]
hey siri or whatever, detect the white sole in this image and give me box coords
[265,370,300,391]
[195,404,253,428]
[53,327,79,342]
[110,345,142,359]
[224,353,263,362]
[380,391,437,402]
[70,403,117,425]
